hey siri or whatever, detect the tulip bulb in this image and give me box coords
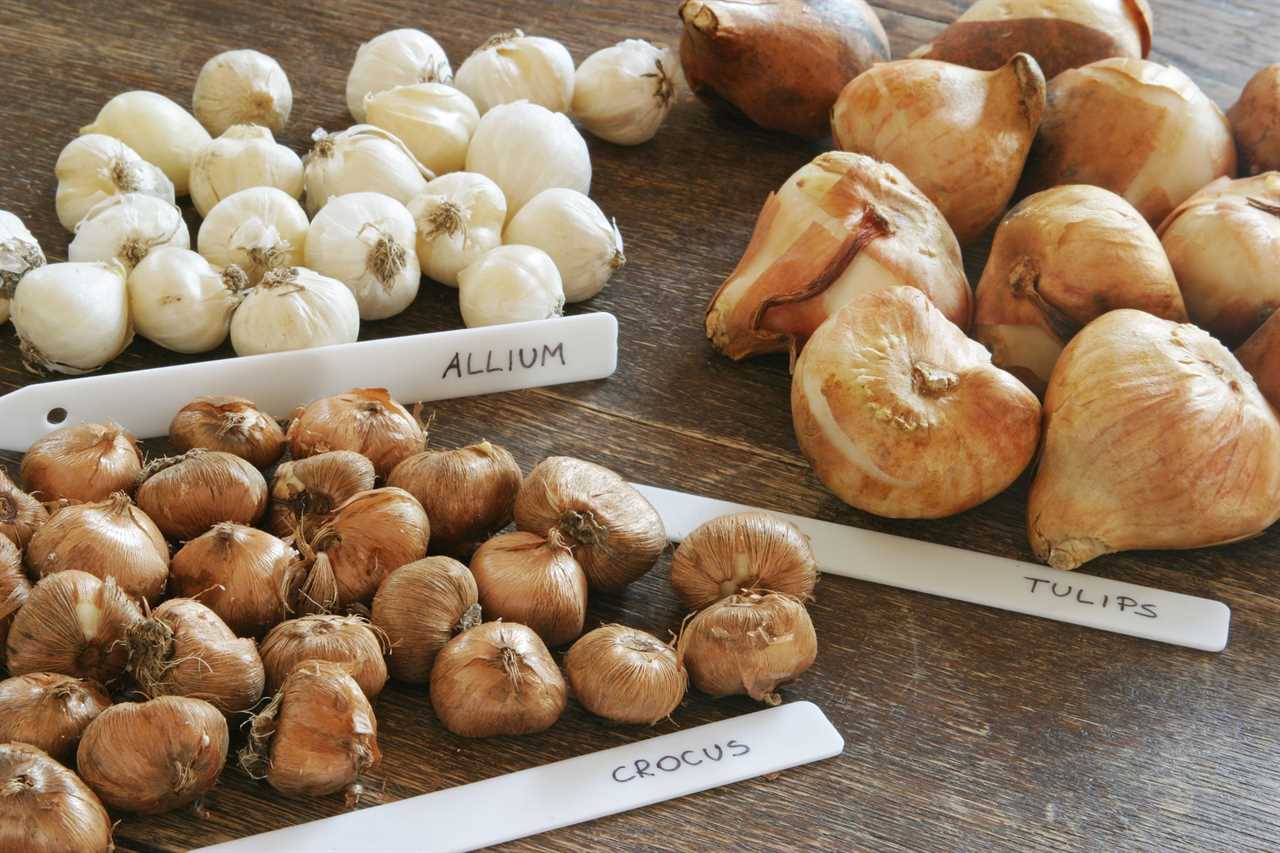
[1238,311,1280,411]
[831,54,1046,245]
[407,172,507,287]
[455,30,575,115]
[54,134,174,232]
[1029,310,1280,570]
[1021,58,1236,226]
[192,49,292,137]
[81,91,212,196]
[974,184,1186,394]
[792,286,1041,518]
[346,28,453,122]
[1229,65,1280,176]
[572,39,677,146]
[189,124,304,218]
[1157,174,1280,346]
[705,151,971,361]
[909,0,1154,80]
[678,0,889,138]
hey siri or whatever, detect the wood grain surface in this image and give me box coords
[1,1,1277,851]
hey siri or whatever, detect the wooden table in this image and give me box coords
[1,1,1277,850]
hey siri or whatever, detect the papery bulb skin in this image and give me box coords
[832,54,1046,245]
[81,91,212,196]
[1020,58,1236,226]
[910,0,1154,80]
[1229,65,1280,176]
[792,286,1041,519]
[346,28,453,122]
[974,184,1185,394]
[1029,310,1280,570]
[1156,173,1280,347]
[678,0,889,138]
[705,151,970,361]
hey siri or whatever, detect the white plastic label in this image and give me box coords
[194,701,843,853]
[635,484,1231,653]
[0,313,618,449]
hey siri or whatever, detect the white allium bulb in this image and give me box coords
[571,39,676,145]
[81,91,212,195]
[305,192,420,321]
[197,186,308,284]
[455,30,575,115]
[364,83,479,175]
[303,125,433,216]
[230,266,360,356]
[465,101,591,218]
[407,172,507,288]
[458,244,564,327]
[12,261,132,374]
[54,134,175,232]
[127,247,247,354]
[346,28,453,122]
[192,49,292,136]
[0,211,44,325]
[67,193,189,272]
[504,188,624,303]
[189,124,304,217]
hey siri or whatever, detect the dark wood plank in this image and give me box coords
[0,1,1277,852]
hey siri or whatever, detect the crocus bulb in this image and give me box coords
[572,39,676,146]
[407,172,507,288]
[67,194,189,272]
[303,125,433,216]
[192,49,292,136]
[455,30,575,115]
[831,54,1047,245]
[503,188,623,303]
[974,184,1185,394]
[346,28,453,122]
[0,211,44,326]
[54,134,174,232]
[1156,173,1280,346]
[81,91,212,196]
[305,192,420,321]
[127,247,247,354]
[12,261,132,375]
[465,101,591,218]
[364,83,479,175]
[705,151,971,361]
[792,286,1041,518]
[458,245,564,328]
[1029,310,1280,570]
[197,185,308,284]
[909,0,1154,80]
[189,124,304,218]
[1021,58,1236,226]
[230,266,360,356]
